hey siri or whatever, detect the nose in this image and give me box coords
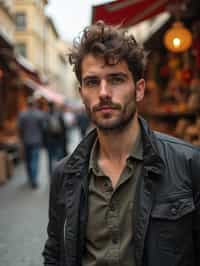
[99,79,111,99]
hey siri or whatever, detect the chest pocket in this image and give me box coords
[150,196,195,253]
[151,196,195,220]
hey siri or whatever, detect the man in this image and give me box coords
[18,97,45,188]
[76,106,90,138]
[44,102,67,177]
[43,21,200,266]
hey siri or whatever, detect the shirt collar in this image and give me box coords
[89,125,143,173]
[129,125,143,161]
[89,137,101,175]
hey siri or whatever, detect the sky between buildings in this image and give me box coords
[46,0,110,43]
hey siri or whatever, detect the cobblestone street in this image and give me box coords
[0,150,51,266]
[0,129,81,266]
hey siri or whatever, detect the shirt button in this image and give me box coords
[104,181,109,187]
[110,204,115,211]
[145,181,152,192]
[104,182,113,192]
[112,236,118,244]
[171,207,177,215]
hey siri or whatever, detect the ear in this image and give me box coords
[78,86,82,97]
[135,79,145,102]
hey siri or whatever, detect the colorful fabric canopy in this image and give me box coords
[92,0,180,27]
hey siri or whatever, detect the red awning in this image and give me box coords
[34,86,64,105]
[92,0,180,27]
[16,55,65,104]
[22,78,64,104]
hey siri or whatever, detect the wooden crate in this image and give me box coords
[0,151,8,185]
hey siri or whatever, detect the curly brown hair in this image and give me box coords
[69,21,147,84]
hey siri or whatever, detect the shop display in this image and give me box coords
[141,18,200,146]
[0,151,8,185]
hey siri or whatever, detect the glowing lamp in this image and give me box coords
[0,68,3,79]
[164,22,192,53]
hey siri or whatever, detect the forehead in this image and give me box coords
[81,54,131,78]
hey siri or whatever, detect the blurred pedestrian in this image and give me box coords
[76,106,90,138]
[43,21,200,266]
[63,103,77,153]
[44,102,66,177]
[18,97,45,188]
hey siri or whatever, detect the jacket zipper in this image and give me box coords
[63,217,67,252]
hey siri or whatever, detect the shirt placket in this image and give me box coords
[104,178,121,266]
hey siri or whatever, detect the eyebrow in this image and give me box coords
[82,72,128,81]
[82,75,98,81]
[107,73,128,78]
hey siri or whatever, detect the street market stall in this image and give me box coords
[92,0,200,146]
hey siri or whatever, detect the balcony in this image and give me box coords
[0,0,14,17]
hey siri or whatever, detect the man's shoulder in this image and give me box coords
[154,130,200,154]
[18,111,28,123]
[18,110,27,117]
[53,156,70,175]
[33,109,44,118]
[50,156,70,188]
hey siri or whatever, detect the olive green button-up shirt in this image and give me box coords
[82,129,143,266]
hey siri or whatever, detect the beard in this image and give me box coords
[85,97,137,132]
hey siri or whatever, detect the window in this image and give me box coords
[15,43,27,58]
[16,12,27,30]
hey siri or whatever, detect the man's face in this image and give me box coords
[80,54,145,131]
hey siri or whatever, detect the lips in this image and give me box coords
[94,105,119,112]
[98,106,114,111]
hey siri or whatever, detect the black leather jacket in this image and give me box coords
[43,117,200,266]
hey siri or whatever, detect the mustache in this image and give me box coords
[92,101,121,112]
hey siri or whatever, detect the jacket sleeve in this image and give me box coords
[42,163,65,265]
[191,148,200,265]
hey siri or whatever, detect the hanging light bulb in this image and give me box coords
[173,37,181,48]
[0,68,4,79]
[163,22,192,53]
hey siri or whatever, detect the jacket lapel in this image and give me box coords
[62,130,97,265]
[134,117,165,266]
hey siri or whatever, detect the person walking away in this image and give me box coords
[18,97,45,188]
[62,103,76,154]
[45,102,66,177]
[76,105,91,138]
[43,21,200,266]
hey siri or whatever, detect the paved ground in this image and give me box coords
[0,150,49,266]
[0,128,82,266]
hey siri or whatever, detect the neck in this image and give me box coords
[97,113,140,163]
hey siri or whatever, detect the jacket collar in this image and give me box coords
[63,116,165,178]
[63,129,97,176]
[139,116,165,176]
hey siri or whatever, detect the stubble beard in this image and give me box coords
[85,100,137,133]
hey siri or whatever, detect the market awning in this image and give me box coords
[34,86,65,105]
[92,0,180,27]
[22,78,65,104]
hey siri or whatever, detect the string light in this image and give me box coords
[164,22,192,53]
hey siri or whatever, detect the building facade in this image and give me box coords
[14,0,48,74]
[0,0,15,45]
[14,0,77,99]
